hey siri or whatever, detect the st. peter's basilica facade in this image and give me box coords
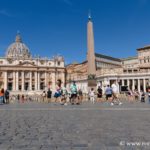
[0,33,65,94]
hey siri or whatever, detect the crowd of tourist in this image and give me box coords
[0,88,9,104]
[1,80,150,105]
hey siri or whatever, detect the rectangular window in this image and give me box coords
[32,85,35,90]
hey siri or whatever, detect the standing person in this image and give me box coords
[21,94,25,103]
[140,90,145,103]
[78,89,83,104]
[105,85,112,101]
[4,89,9,104]
[147,86,150,104]
[97,86,103,101]
[47,88,52,103]
[42,91,46,102]
[1,88,5,104]
[70,81,77,105]
[17,94,20,103]
[133,89,139,101]
[0,89,4,104]
[89,88,95,104]
[111,81,122,105]
[54,79,62,103]
[61,86,68,105]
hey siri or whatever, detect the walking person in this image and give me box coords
[47,88,52,103]
[61,86,68,105]
[97,86,103,102]
[78,89,83,104]
[111,81,122,105]
[70,81,77,105]
[89,88,95,104]
[54,79,62,103]
[4,89,9,104]
[105,85,112,102]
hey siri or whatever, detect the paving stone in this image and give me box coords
[0,101,150,149]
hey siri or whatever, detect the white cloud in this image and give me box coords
[0,9,12,17]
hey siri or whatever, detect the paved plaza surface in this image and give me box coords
[0,101,150,150]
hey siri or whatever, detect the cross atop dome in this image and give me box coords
[15,31,22,43]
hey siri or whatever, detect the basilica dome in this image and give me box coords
[6,33,31,59]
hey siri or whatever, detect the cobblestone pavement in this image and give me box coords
[0,101,150,150]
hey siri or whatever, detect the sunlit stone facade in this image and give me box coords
[66,17,150,93]
[0,34,65,94]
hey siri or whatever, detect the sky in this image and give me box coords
[0,0,150,64]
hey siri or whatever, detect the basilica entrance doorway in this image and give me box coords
[25,82,29,91]
[8,82,12,91]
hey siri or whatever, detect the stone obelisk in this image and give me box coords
[87,13,96,87]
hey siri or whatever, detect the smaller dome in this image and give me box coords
[6,33,31,59]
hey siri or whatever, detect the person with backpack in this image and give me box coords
[105,85,112,101]
[70,81,77,105]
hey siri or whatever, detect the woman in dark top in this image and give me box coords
[97,86,103,101]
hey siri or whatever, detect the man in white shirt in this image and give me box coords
[111,81,122,105]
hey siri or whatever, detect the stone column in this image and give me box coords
[29,72,32,91]
[143,79,146,92]
[4,71,7,90]
[22,72,24,91]
[35,72,37,91]
[45,72,47,90]
[138,79,140,92]
[61,71,65,87]
[38,72,40,90]
[122,79,124,86]
[127,79,129,88]
[51,72,55,91]
[16,71,19,91]
[13,72,16,91]
[132,79,135,91]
